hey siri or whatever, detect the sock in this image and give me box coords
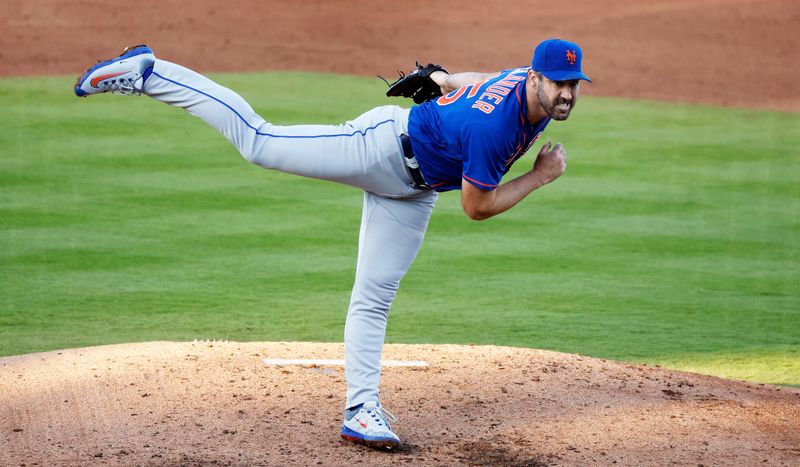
[344,403,364,421]
[141,65,154,84]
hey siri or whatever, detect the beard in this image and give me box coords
[537,85,575,121]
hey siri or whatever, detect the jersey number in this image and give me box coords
[436,73,525,115]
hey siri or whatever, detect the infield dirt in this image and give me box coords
[1,0,799,111]
[2,342,799,465]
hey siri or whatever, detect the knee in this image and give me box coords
[238,141,262,165]
[348,299,391,319]
[348,283,398,317]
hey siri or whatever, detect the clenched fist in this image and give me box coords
[532,141,567,186]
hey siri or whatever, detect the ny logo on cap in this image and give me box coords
[566,50,577,65]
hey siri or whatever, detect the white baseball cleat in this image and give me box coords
[74,45,155,97]
[340,400,401,450]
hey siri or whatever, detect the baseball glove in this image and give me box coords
[383,62,449,104]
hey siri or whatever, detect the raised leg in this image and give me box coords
[143,60,416,197]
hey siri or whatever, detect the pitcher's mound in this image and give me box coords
[1,342,798,465]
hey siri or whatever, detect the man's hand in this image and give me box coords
[531,141,567,186]
[430,70,451,95]
[461,141,568,221]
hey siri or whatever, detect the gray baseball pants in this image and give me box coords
[143,60,438,409]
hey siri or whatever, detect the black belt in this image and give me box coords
[400,134,432,190]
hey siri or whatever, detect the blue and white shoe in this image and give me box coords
[74,45,155,97]
[340,400,400,450]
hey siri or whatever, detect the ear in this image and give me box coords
[527,69,539,90]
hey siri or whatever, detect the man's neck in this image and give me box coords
[525,82,547,124]
[527,105,547,125]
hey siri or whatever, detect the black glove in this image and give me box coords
[384,62,449,104]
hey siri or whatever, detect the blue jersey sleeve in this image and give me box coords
[460,122,512,190]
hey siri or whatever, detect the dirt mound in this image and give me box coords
[1,342,798,465]
[2,0,798,111]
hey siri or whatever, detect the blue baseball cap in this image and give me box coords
[531,38,591,82]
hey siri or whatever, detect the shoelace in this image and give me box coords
[101,76,140,96]
[381,406,397,423]
[372,405,398,427]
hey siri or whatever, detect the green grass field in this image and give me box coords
[1,72,798,386]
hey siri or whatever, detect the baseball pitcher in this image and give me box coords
[73,38,590,450]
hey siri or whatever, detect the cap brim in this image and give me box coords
[541,70,592,83]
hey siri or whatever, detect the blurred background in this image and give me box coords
[2,0,798,110]
[1,0,798,386]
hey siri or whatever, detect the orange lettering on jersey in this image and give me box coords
[485,84,511,96]
[471,100,494,114]
[501,75,526,83]
[437,86,468,106]
[469,69,528,115]
[479,92,504,105]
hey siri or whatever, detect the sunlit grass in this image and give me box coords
[1,72,798,386]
